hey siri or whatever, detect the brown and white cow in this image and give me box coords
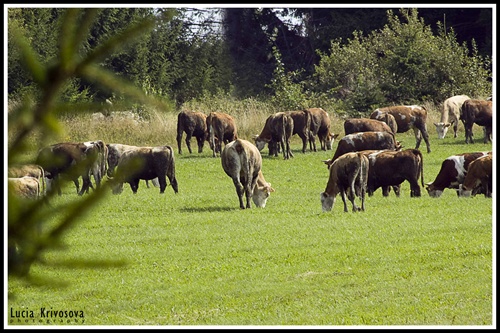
[8,164,46,195]
[323,131,401,168]
[363,149,424,197]
[286,109,311,153]
[307,107,338,151]
[425,151,491,197]
[112,145,178,195]
[176,110,208,154]
[36,142,100,196]
[107,143,159,188]
[370,105,431,153]
[434,94,470,139]
[344,118,394,136]
[460,99,492,144]
[458,154,492,198]
[254,112,294,160]
[221,139,274,209]
[320,152,369,213]
[8,176,41,200]
[206,111,238,157]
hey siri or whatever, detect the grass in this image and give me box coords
[6,109,494,327]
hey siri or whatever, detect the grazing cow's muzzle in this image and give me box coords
[320,192,335,212]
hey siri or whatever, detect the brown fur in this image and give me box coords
[460,99,492,144]
[176,110,208,154]
[206,112,238,157]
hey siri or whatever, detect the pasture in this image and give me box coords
[7,109,494,327]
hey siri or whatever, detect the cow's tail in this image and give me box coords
[38,165,46,196]
[414,149,425,187]
[208,115,216,156]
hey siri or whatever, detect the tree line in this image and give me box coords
[8,7,492,116]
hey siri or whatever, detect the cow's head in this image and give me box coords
[434,122,451,139]
[253,135,267,151]
[326,133,339,150]
[111,182,124,195]
[425,182,443,198]
[252,183,275,208]
[457,184,473,197]
[320,192,335,212]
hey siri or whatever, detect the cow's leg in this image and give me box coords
[158,176,167,194]
[453,120,459,138]
[78,175,92,196]
[413,127,422,150]
[185,133,193,154]
[382,186,391,197]
[409,179,421,197]
[196,135,205,153]
[420,126,431,153]
[299,133,307,153]
[339,189,349,213]
[176,131,183,154]
[287,137,294,158]
[392,185,401,197]
[129,179,140,194]
[232,178,245,209]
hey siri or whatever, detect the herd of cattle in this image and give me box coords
[7,95,493,212]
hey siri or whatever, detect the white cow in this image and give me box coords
[434,94,470,139]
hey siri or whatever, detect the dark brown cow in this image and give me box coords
[221,139,274,209]
[206,112,238,157]
[460,99,492,144]
[286,109,311,153]
[324,131,401,168]
[370,105,431,153]
[307,108,338,151]
[458,154,492,197]
[254,112,294,160]
[36,142,100,196]
[112,145,178,195]
[344,118,394,136]
[425,151,491,197]
[320,152,369,213]
[176,110,208,154]
[363,149,424,197]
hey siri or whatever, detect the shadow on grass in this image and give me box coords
[179,206,238,213]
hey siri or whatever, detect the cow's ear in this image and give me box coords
[322,159,331,165]
[445,123,451,128]
[433,122,438,126]
[334,134,340,139]
[267,184,275,193]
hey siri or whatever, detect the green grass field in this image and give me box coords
[7,128,493,326]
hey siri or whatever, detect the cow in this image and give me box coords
[8,164,46,195]
[458,154,492,198]
[344,118,394,136]
[320,152,369,213]
[460,99,492,144]
[176,110,208,154]
[434,94,470,139]
[36,142,100,196]
[106,143,159,188]
[425,151,491,197]
[112,145,178,195]
[286,109,311,153]
[307,107,338,151]
[363,149,424,197]
[370,105,431,153]
[83,140,108,190]
[254,112,294,160]
[323,131,401,168]
[8,176,41,200]
[221,139,275,209]
[206,111,238,157]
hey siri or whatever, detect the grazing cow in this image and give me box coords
[286,109,311,153]
[370,105,431,153]
[425,151,491,197]
[458,154,492,197]
[363,149,424,197]
[206,112,238,157]
[344,118,394,136]
[8,176,41,200]
[254,112,294,160]
[36,142,99,196]
[320,152,369,213]
[307,107,338,151]
[8,164,46,195]
[176,110,208,154]
[324,131,401,168]
[460,99,492,144]
[112,145,178,195]
[221,139,275,209]
[434,94,470,139]
[106,143,159,188]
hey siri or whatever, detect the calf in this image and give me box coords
[112,145,178,195]
[460,99,492,144]
[344,118,394,136]
[370,105,431,153]
[254,112,294,160]
[221,139,274,209]
[8,176,41,200]
[324,131,401,168]
[286,109,311,153]
[206,112,238,157]
[320,152,369,213]
[364,149,424,197]
[458,154,492,197]
[308,107,338,151]
[176,110,208,154]
[425,151,491,197]
[434,94,470,139]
